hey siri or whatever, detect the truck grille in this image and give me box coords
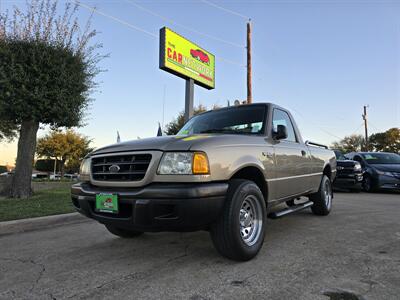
[91,154,152,182]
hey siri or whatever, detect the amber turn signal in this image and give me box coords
[192,152,210,174]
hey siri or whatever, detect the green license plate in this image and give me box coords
[95,194,118,214]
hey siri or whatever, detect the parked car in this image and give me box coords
[332,150,363,192]
[346,152,400,192]
[64,174,79,181]
[32,172,48,179]
[49,174,61,180]
[72,103,336,261]
[0,172,12,177]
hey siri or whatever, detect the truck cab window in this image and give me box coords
[272,109,297,142]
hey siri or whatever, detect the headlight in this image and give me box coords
[157,152,209,175]
[353,162,362,171]
[79,158,91,181]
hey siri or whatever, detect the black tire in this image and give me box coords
[362,174,376,193]
[349,187,361,193]
[309,175,333,216]
[210,179,267,261]
[286,199,295,207]
[105,225,143,238]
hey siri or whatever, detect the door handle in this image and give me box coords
[301,150,307,157]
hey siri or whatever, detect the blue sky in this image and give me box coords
[1,0,399,165]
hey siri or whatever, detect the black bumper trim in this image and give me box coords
[71,182,228,232]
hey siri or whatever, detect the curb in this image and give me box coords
[0,212,92,237]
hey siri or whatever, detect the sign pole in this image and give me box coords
[184,78,194,122]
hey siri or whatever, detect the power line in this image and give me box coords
[125,0,245,48]
[200,0,250,20]
[289,106,343,140]
[75,1,158,38]
[74,1,244,67]
[217,56,245,67]
[350,123,365,136]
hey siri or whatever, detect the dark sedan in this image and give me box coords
[333,150,363,192]
[346,152,400,192]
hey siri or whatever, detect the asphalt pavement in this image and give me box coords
[0,192,399,300]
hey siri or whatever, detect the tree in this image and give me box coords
[0,120,17,142]
[36,130,93,176]
[331,134,365,153]
[0,1,103,198]
[370,128,400,153]
[164,104,219,135]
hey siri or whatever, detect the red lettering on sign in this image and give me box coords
[167,48,183,64]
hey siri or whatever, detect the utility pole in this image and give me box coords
[246,20,252,104]
[362,105,369,151]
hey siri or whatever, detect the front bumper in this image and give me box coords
[71,182,228,231]
[377,175,400,190]
[333,173,363,189]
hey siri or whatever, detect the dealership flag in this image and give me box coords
[157,123,163,137]
[117,131,121,143]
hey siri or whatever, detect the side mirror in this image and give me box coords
[273,124,288,140]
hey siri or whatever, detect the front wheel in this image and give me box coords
[210,179,267,261]
[309,175,333,216]
[362,175,376,193]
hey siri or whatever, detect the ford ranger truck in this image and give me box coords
[71,103,336,261]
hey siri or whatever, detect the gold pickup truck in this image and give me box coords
[72,103,336,261]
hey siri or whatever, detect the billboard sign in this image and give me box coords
[159,27,215,89]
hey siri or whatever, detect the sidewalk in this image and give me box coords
[0,212,91,236]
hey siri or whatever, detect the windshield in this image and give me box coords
[361,153,400,164]
[334,150,347,160]
[177,105,266,136]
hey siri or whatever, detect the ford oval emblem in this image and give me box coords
[109,164,120,173]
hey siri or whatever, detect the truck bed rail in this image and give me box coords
[305,140,329,149]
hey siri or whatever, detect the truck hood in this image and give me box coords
[89,134,254,156]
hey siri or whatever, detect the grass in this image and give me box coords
[0,187,74,222]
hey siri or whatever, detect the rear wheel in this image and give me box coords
[105,225,143,238]
[210,179,266,261]
[309,175,333,216]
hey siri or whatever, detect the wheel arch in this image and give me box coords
[323,163,332,181]
[230,165,269,205]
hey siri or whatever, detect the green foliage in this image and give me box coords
[0,120,18,142]
[0,165,7,173]
[36,129,93,173]
[0,187,74,222]
[0,0,102,127]
[369,128,400,153]
[331,134,365,153]
[164,104,217,135]
[331,128,400,154]
[0,40,97,127]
